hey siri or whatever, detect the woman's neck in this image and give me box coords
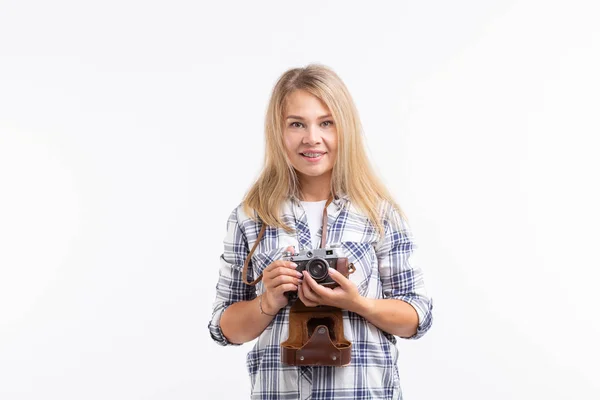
[298,172,332,202]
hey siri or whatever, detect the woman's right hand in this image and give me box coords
[261,246,303,314]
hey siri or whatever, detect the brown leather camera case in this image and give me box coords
[280,300,351,366]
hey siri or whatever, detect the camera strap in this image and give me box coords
[241,196,333,286]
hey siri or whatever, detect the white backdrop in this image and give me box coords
[1,1,599,399]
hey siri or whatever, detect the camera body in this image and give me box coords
[283,247,348,303]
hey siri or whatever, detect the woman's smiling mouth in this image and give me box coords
[300,151,327,162]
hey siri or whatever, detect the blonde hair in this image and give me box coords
[242,63,406,236]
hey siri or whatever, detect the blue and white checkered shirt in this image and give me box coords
[209,194,433,400]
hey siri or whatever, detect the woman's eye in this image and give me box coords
[322,120,334,127]
[290,122,303,128]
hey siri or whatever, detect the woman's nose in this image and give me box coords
[302,124,321,144]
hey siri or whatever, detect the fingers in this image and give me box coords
[300,273,323,303]
[265,274,301,290]
[324,267,351,289]
[298,283,319,307]
[259,246,302,301]
[264,260,301,278]
[263,254,302,296]
[263,269,302,293]
[264,259,299,272]
[275,283,299,294]
[301,271,329,297]
[266,265,302,279]
[264,275,299,301]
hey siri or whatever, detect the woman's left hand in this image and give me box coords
[297,267,363,311]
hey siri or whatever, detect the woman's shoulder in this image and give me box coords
[379,199,411,232]
[225,202,258,230]
[229,198,295,224]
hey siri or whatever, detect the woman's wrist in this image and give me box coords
[351,295,376,317]
[259,293,279,316]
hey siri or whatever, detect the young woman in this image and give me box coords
[209,64,433,399]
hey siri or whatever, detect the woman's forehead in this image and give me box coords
[284,90,330,117]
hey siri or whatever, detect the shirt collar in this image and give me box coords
[289,192,349,209]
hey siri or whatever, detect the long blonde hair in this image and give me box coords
[242,63,405,236]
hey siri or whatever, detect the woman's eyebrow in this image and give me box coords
[286,114,332,120]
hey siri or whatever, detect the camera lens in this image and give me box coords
[307,258,329,282]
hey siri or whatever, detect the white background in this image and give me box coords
[1,1,599,399]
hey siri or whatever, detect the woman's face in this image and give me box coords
[283,89,338,182]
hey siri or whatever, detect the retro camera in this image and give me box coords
[283,247,348,303]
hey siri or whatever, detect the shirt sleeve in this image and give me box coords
[375,206,433,340]
[208,206,257,346]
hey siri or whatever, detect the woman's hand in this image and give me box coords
[261,246,303,314]
[297,267,363,312]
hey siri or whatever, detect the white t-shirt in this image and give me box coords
[300,200,327,249]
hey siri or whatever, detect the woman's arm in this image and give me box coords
[209,206,301,345]
[373,206,433,339]
[352,297,419,338]
[220,295,276,344]
[209,208,259,346]
[222,253,302,344]
[297,204,433,340]
[298,268,420,338]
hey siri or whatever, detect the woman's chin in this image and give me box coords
[296,167,332,179]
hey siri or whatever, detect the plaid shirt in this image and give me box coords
[209,194,433,400]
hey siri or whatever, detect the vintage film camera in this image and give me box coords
[280,246,355,366]
[282,247,352,303]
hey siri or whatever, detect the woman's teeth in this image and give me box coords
[302,153,323,158]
